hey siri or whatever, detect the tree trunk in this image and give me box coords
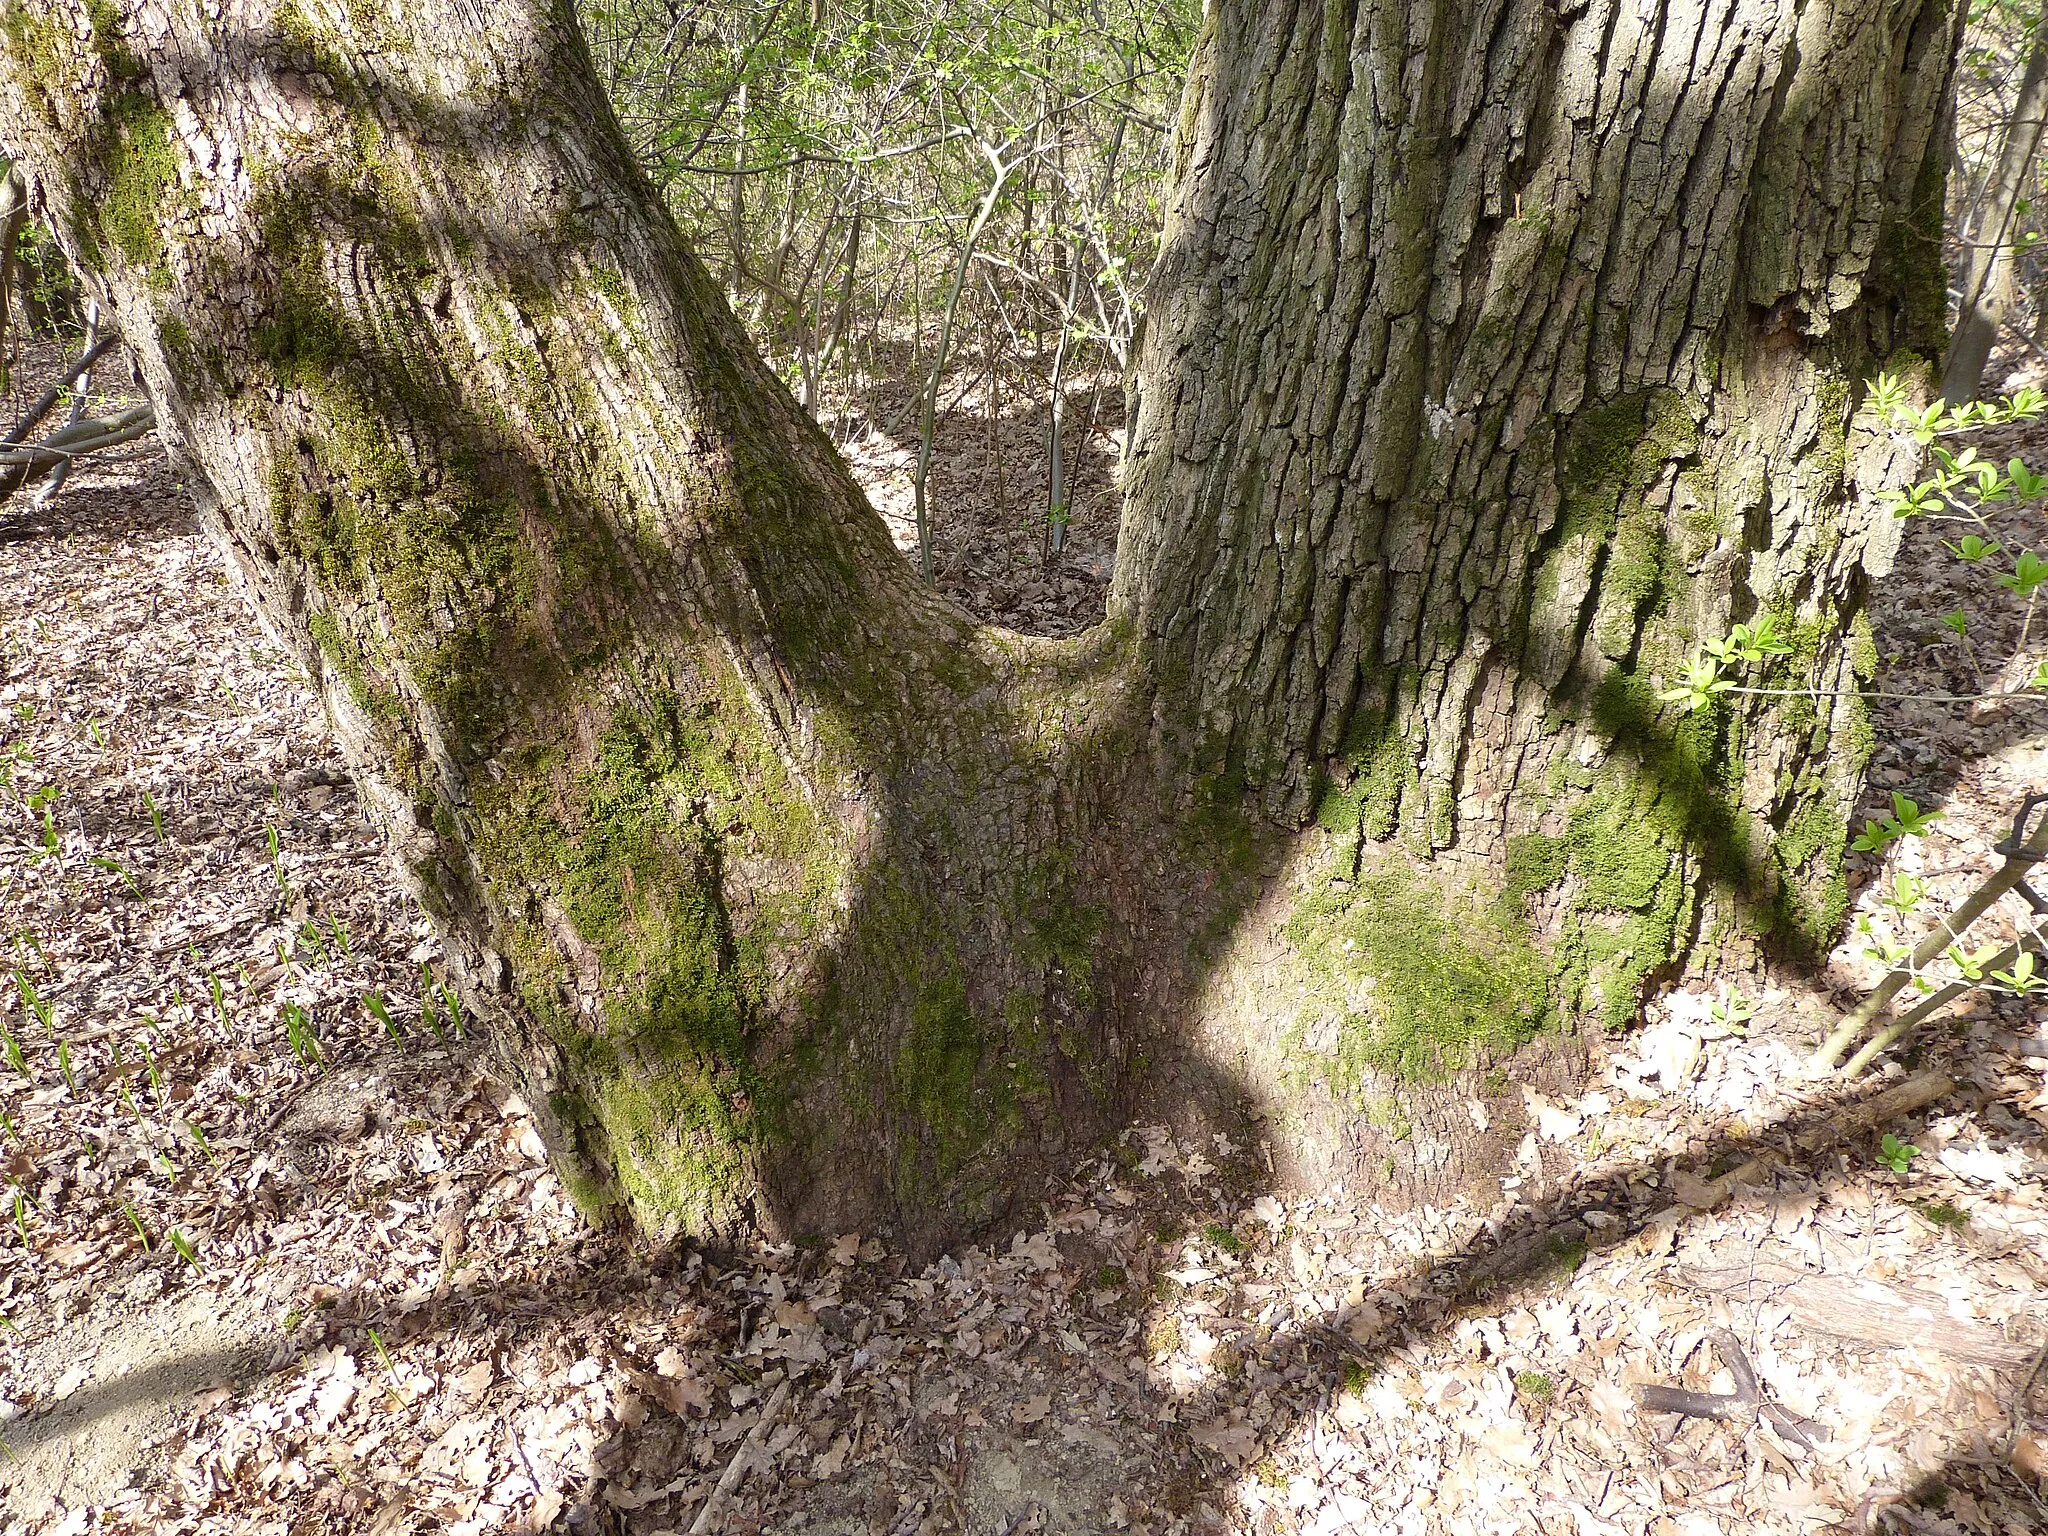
[0,0,1961,1253]
[1942,8,2048,406]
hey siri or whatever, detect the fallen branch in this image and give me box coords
[685,1376,789,1535]
[1683,1258,2037,1368]
[0,328,155,511]
[1636,1327,1829,1452]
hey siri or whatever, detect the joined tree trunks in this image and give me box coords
[0,0,1964,1254]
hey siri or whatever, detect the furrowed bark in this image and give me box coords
[1117,0,1960,1181]
[0,0,1965,1249]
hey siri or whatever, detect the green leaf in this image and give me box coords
[1997,549,2048,597]
[1944,534,2000,563]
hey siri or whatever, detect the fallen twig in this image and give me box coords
[1637,1327,1829,1452]
[685,1376,790,1535]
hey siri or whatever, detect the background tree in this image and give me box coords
[581,0,1191,575]
[1943,2,2048,404]
[0,0,1963,1251]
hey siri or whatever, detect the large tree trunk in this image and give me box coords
[0,0,1960,1252]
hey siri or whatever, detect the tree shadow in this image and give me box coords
[6,1032,2038,1535]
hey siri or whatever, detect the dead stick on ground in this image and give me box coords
[687,1376,790,1535]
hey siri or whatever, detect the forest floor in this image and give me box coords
[2,342,2048,1536]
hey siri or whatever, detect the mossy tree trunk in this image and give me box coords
[1,0,1961,1250]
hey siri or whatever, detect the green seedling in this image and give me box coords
[1,1028,25,1078]
[297,921,329,966]
[438,982,464,1041]
[1708,988,1756,1030]
[1878,1133,1920,1177]
[182,1119,220,1170]
[167,1227,202,1274]
[143,790,166,846]
[12,1187,28,1243]
[204,970,227,1027]
[86,718,104,749]
[421,966,447,1041]
[89,855,144,899]
[55,1040,76,1094]
[327,914,352,958]
[122,1201,150,1253]
[265,823,285,891]
[27,785,59,859]
[282,1002,322,1068]
[12,970,53,1033]
[140,1038,161,1100]
[364,991,400,1043]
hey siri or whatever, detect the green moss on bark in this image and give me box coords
[1282,863,1553,1086]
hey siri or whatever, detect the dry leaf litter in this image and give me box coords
[1,345,2045,1536]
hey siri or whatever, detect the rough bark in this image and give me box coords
[1942,8,2048,406]
[0,0,1963,1251]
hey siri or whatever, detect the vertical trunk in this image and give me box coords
[1,0,1963,1251]
[1114,0,1961,1179]
[1943,10,2048,406]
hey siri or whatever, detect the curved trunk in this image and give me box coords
[1,0,1960,1251]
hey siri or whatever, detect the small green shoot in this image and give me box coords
[89,855,144,899]
[1878,1133,1920,1177]
[182,1119,220,1170]
[327,914,352,957]
[167,1227,202,1274]
[144,790,166,846]
[364,991,400,1043]
[12,970,53,1033]
[1709,988,1756,1030]
[265,823,285,891]
[55,1040,76,1094]
[122,1201,150,1253]
[282,1002,322,1068]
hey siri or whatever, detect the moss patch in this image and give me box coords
[1282,862,1553,1086]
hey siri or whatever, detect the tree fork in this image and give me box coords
[0,0,1966,1252]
